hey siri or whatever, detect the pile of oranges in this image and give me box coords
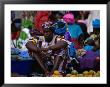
[51,70,100,77]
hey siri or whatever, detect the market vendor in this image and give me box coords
[26,21,68,76]
[63,13,84,49]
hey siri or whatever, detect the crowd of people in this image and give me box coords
[11,11,100,77]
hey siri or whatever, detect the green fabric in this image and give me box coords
[19,31,28,40]
[22,19,33,28]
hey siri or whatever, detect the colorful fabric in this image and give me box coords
[17,28,31,50]
[84,45,93,51]
[68,43,76,58]
[22,18,33,28]
[68,24,83,39]
[11,31,20,40]
[11,48,20,55]
[71,38,83,49]
[64,31,71,41]
[19,28,31,40]
[52,21,66,35]
[63,13,75,23]
[19,50,30,58]
[78,50,99,69]
[34,11,49,34]
[92,19,100,28]
[42,21,53,29]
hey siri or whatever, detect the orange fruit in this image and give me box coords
[54,70,60,75]
[89,70,96,75]
[66,74,71,77]
[83,71,88,76]
[70,75,77,77]
[71,70,78,75]
[78,74,83,77]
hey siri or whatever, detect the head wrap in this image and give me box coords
[63,13,75,23]
[52,20,66,35]
[42,21,53,30]
[34,11,49,34]
[92,19,100,28]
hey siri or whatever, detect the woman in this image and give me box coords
[26,21,68,76]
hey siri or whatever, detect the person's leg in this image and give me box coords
[33,53,49,76]
[26,41,48,76]
[50,56,63,74]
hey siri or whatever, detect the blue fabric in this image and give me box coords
[64,31,71,41]
[68,23,83,38]
[92,19,100,28]
[11,60,34,75]
[19,51,30,58]
[95,49,100,56]
[11,48,20,55]
[84,45,93,51]
[68,43,76,58]
[53,21,66,35]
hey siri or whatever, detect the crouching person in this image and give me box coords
[26,23,68,76]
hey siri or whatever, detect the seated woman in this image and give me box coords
[26,21,68,76]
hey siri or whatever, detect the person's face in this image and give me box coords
[44,30,53,42]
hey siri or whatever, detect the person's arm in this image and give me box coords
[47,41,68,51]
[26,41,41,53]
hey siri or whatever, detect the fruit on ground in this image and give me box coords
[96,72,100,77]
[71,70,78,75]
[54,70,60,75]
[66,74,72,77]
[83,71,89,76]
[88,70,96,75]
[70,75,77,77]
[78,74,83,77]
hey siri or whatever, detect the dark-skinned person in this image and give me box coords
[26,21,68,76]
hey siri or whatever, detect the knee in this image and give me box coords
[26,41,34,50]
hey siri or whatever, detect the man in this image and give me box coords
[26,22,68,76]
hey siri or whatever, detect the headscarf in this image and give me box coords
[92,19,100,28]
[52,20,66,36]
[63,13,75,24]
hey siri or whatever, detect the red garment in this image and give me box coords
[71,38,83,50]
[34,11,49,34]
[11,31,20,40]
